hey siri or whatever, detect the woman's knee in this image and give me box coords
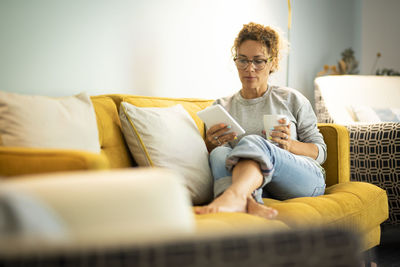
[237,135,274,150]
[210,146,231,164]
[238,134,264,144]
[209,146,232,178]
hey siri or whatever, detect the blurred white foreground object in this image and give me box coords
[0,168,195,254]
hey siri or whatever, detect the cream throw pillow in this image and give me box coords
[119,102,213,205]
[0,91,100,153]
[351,104,400,123]
[350,105,381,123]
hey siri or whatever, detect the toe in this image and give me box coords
[194,206,205,214]
[246,196,279,220]
[194,205,217,215]
[267,208,278,219]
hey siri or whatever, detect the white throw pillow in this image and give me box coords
[0,91,100,153]
[374,107,400,122]
[351,105,400,123]
[119,102,213,205]
[350,105,382,123]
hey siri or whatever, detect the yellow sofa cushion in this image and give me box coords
[195,212,290,233]
[194,181,387,250]
[0,147,109,177]
[318,123,350,186]
[264,181,388,232]
[91,96,135,168]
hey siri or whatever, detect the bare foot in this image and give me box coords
[194,189,247,214]
[246,196,278,219]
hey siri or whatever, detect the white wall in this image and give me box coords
[0,0,287,99]
[288,0,361,105]
[360,0,400,74]
[1,0,378,104]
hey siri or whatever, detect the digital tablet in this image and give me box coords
[197,104,245,135]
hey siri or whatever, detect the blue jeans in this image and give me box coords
[210,135,326,203]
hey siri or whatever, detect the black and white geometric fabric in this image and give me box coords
[315,85,400,226]
[314,84,335,124]
[346,123,400,226]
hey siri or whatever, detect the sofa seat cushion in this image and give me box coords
[264,181,388,233]
[194,181,387,250]
[195,212,289,233]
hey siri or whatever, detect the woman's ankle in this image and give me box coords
[223,187,248,203]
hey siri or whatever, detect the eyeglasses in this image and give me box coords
[234,57,272,70]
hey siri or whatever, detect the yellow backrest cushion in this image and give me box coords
[91,96,135,168]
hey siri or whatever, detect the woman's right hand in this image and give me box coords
[205,123,237,152]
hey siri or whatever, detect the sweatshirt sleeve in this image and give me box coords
[296,101,327,165]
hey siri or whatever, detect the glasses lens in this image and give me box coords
[235,59,248,69]
[235,58,267,70]
[253,60,266,70]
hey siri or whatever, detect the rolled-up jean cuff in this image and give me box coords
[214,176,232,198]
[252,189,264,204]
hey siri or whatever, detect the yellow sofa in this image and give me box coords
[0,94,389,251]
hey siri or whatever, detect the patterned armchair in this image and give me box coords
[314,75,400,226]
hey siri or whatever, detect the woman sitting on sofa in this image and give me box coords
[195,22,327,219]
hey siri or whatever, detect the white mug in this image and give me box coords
[263,114,289,141]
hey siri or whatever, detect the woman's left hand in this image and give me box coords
[262,118,319,159]
[269,118,292,151]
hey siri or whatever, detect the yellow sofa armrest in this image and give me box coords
[318,123,350,186]
[0,147,110,177]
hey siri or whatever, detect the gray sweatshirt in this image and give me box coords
[214,85,327,165]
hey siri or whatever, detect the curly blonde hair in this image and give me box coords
[232,22,287,73]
